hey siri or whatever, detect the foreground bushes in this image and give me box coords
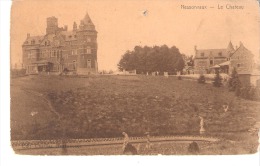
[11,69,26,77]
[197,74,206,84]
[235,86,260,101]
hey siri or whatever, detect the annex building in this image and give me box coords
[194,41,259,86]
[194,41,256,75]
[22,12,98,75]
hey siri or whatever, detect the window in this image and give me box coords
[87,59,91,68]
[71,49,77,55]
[87,37,91,42]
[51,50,56,57]
[27,51,32,58]
[200,53,204,57]
[87,47,91,54]
[73,60,77,70]
[31,40,35,45]
[210,60,213,65]
[218,52,222,56]
[237,64,240,68]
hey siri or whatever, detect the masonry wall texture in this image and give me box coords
[22,12,98,75]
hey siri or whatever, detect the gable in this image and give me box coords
[231,45,254,60]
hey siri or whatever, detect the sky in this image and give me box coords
[11,0,260,71]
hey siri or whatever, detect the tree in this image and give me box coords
[117,45,185,74]
[213,69,222,87]
[228,68,241,91]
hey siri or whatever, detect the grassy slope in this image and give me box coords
[11,75,260,154]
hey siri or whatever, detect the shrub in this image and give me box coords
[63,68,69,75]
[198,74,206,84]
[213,70,222,87]
[235,84,241,96]
[228,68,241,91]
[236,86,260,101]
[254,87,260,101]
[11,68,27,77]
[188,141,200,154]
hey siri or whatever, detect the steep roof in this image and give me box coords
[23,35,44,46]
[60,31,77,41]
[226,41,235,54]
[230,42,254,59]
[194,42,235,59]
[81,12,94,25]
[195,48,228,59]
[79,12,96,31]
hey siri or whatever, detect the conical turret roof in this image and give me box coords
[227,41,235,54]
[79,12,96,31]
[81,12,94,25]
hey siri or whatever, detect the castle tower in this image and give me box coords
[76,12,98,74]
[46,17,59,34]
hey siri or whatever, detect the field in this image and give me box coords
[11,75,260,154]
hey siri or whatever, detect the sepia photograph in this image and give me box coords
[8,0,260,157]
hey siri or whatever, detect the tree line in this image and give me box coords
[117,45,186,74]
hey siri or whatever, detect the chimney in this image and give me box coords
[73,22,77,31]
[27,33,30,38]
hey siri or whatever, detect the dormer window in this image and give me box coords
[31,40,35,45]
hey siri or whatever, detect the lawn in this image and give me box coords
[10,75,260,154]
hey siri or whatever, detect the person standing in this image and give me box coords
[145,132,151,150]
[122,132,129,151]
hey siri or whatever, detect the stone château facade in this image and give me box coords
[22,12,98,75]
